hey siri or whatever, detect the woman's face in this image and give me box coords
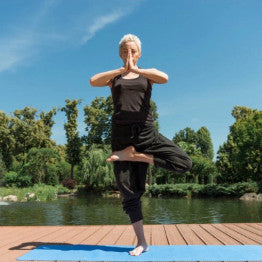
[119,41,141,65]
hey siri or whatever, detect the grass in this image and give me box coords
[0,183,72,202]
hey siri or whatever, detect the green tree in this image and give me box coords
[0,111,15,170]
[173,127,198,145]
[25,147,60,184]
[196,127,214,160]
[216,106,262,184]
[0,151,7,181]
[83,96,113,146]
[39,107,58,140]
[7,107,56,166]
[190,155,218,184]
[173,126,214,159]
[80,144,115,190]
[172,127,216,184]
[61,99,83,179]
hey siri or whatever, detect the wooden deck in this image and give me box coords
[1,223,262,262]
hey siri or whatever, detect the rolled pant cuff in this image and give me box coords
[130,214,143,224]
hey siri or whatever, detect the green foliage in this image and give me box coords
[0,111,16,169]
[196,127,214,159]
[45,164,59,186]
[0,151,7,179]
[55,161,71,182]
[11,107,56,158]
[146,182,259,198]
[173,126,214,160]
[1,171,32,188]
[0,184,71,201]
[62,178,77,189]
[79,144,115,190]
[61,99,83,179]
[2,171,19,187]
[25,147,60,184]
[217,106,262,183]
[190,155,218,184]
[83,96,113,146]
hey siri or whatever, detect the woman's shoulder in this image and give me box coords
[108,74,121,88]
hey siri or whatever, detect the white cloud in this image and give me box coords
[0,1,141,74]
[191,117,199,123]
[0,0,57,73]
[81,10,125,44]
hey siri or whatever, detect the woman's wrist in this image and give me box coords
[130,67,140,74]
[119,67,127,74]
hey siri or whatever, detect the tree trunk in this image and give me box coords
[148,165,152,185]
[71,164,74,179]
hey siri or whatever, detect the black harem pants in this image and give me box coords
[111,122,192,224]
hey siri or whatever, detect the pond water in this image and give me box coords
[0,194,261,225]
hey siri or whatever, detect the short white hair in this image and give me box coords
[119,34,142,54]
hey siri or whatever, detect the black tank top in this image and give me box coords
[111,74,154,125]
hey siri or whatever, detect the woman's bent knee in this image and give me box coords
[183,156,193,173]
[155,154,192,174]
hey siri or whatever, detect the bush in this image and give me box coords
[2,170,33,188]
[62,178,77,189]
[146,182,259,198]
[55,161,71,182]
[45,164,59,186]
[2,171,18,187]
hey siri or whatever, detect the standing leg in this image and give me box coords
[129,219,149,256]
[113,160,149,256]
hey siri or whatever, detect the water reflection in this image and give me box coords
[0,195,261,225]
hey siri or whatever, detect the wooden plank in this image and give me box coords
[246,223,262,231]
[151,224,168,245]
[200,224,241,245]
[81,225,113,245]
[0,226,52,248]
[64,225,102,244]
[176,224,205,245]
[236,223,262,237]
[2,226,66,262]
[3,226,101,262]
[115,224,136,245]
[1,223,262,262]
[213,223,260,244]
[0,226,62,253]
[98,225,127,245]
[224,223,262,244]
[188,224,223,245]
[164,224,187,245]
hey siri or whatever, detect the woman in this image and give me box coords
[90,34,192,256]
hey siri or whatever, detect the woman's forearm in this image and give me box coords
[131,68,168,84]
[90,68,125,87]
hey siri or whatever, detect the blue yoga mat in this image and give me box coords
[17,244,262,261]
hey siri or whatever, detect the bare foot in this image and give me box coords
[106,146,135,162]
[129,243,149,256]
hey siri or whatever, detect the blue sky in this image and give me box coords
[0,0,261,161]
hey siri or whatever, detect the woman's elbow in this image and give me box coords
[163,74,169,83]
[90,77,96,87]
[154,68,168,83]
[160,73,168,84]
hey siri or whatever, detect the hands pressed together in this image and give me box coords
[121,49,137,74]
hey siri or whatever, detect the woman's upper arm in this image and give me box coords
[149,79,154,87]
[107,78,113,88]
